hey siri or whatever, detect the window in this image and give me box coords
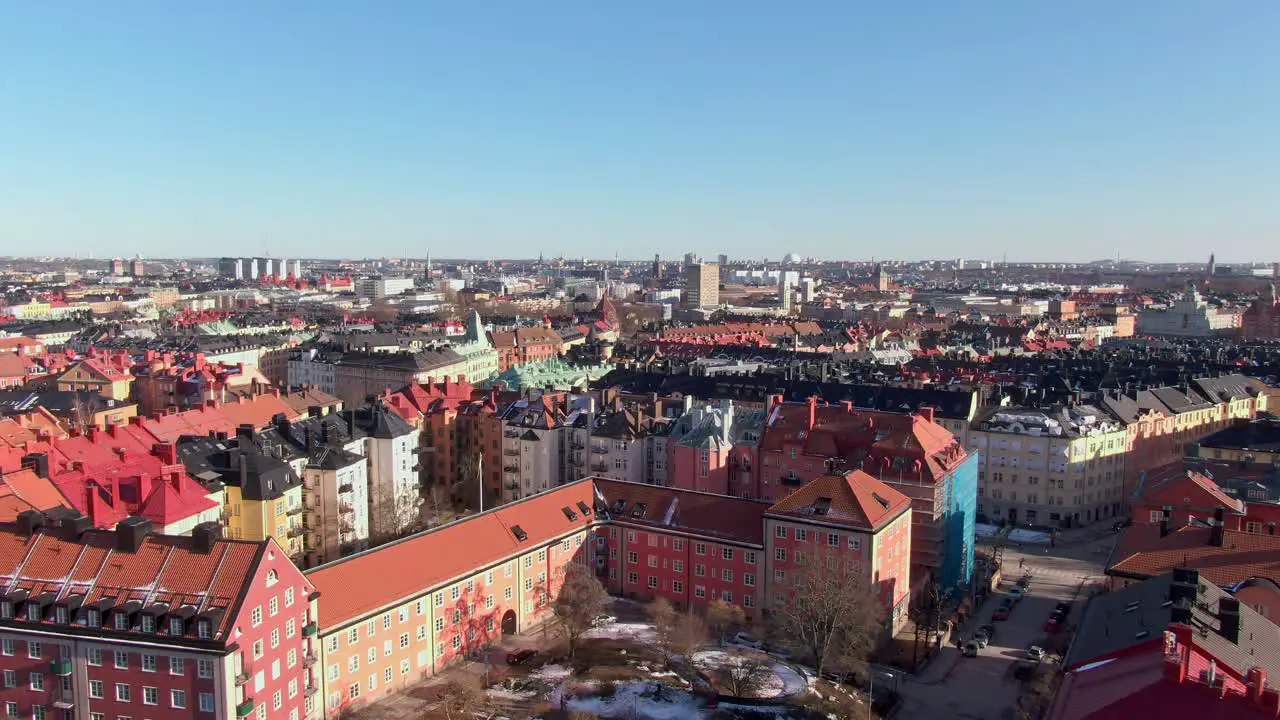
[847,536,861,551]
[87,647,101,665]
[647,555,657,568]
[673,559,684,573]
[721,547,734,560]
[251,606,263,627]
[695,564,706,577]
[200,693,215,712]
[694,586,706,599]
[28,641,42,660]
[722,569,733,582]
[695,543,706,556]
[348,628,359,645]
[647,576,658,589]
[722,591,733,603]
[775,548,786,561]
[143,686,158,705]
[627,551,638,564]
[828,532,841,547]
[141,654,156,672]
[627,572,638,585]
[269,597,279,617]
[89,679,104,698]
[775,526,787,539]
[114,650,128,668]
[115,683,131,702]
[673,539,684,551]
[170,657,185,676]
[745,551,756,565]
[673,580,684,593]
[285,587,295,607]
[744,594,755,608]
[172,690,187,709]
[253,640,264,659]
[271,629,280,649]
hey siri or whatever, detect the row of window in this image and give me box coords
[774,525,863,550]
[622,573,758,607]
[0,600,213,639]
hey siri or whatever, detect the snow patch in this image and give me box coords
[691,649,807,698]
[565,682,702,720]
[583,621,657,643]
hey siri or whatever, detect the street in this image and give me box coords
[893,530,1114,719]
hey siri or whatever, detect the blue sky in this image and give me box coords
[1,2,1277,262]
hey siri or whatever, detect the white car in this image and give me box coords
[591,614,616,627]
[1026,645,1045,662]
[732,632,763,649]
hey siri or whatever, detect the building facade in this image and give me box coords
[683,263,720,309]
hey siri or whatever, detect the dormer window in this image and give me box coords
[113,613,129,630]
[168,617,184,635]
[141,615,156,633]
[0,602,11,619]
[55,606,69,624]
[86,609,101,628]
[26,604,42,622]
[197,620,212,640]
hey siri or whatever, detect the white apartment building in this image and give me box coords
[497,397,567,503]
[357,276,416,299]
[968,404,1128,529]
[300,445,370,566]
[355,404,423,542]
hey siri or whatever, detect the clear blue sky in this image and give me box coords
[1,2,1277,263]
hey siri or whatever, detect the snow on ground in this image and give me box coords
[566,682,702,720]
[531,664,572,682]
[691,649,806,698]
[583,621,657,643]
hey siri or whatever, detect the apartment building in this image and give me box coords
[665,398,764,497]
[758,398,977,596]
[496,396,568,504]
[683,263,719,309]
[1099,374,1269,509]
[305,483,595,716]
[351,405,421,543]
[594,469,912,632]
[488,327,562,373]
[0,515,318,720]
[287,349,468,407]
[968,404,1128,528]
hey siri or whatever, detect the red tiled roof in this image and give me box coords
[1108,524,1280,586]
[0,525,268,642]
[766,470,911,532]
[1137,468,1245,515]
[307,481,597,627]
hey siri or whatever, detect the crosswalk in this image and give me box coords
[1014,565,1098,583]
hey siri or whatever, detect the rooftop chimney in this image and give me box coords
[1210,507,1226,547]
[20,453,49,479]
[1219,596,1241,644]
[115,516,152,553]
[191,522,221,554]
[15,510,44,537]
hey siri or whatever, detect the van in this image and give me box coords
[962,641,980,658]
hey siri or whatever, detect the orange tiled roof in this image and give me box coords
[1108,523,1280,587]
[306,481,596,627]
[0,525,269,642]
[0,469,72,521]
[1137,468,1245,515]
[766,469,911,531]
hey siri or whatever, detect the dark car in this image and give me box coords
[978,623,996,640]
[993,606,1011,621]
[1113,519,1132,532]
[505,649,538,666]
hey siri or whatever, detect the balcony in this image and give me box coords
[302,621,318,637]
[52,686,75,709]
[302,651,318,667]
[50,659,72,676]
[236,699,255,718]
[338,502,354,515]
[504,430,520,439]
[339,522,355,534]
[287,526,308,538]
[591,463,609,473]
[338,483,353,494]
[235,670,251,686]
[570,441,585,450]
[780,475,803,487]
[591,445,608,454]
[287,505,303,516]
[503,449,520,457]
[304,683,320,697]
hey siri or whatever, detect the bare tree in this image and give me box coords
[705,599,746,644]
[552,564,609,659]
[697,654,776,698]
[1015,665,1057,720]
[436,677,488,720]
[767,552,886,677]
[647,598,679,663]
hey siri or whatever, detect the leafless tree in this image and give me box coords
[551,564,609,659]
[705,599,746,644]
[1015,665,1057,720]
[766,552,886,677]
[698,654,776,698]
[647,597,679,662]
[435,677,489,720]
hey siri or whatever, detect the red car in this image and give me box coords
[993,607,1011,621]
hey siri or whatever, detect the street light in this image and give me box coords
[867,670,895,720]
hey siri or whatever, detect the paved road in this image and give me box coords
[893,532,1114,719]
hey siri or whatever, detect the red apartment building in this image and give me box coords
[0,514,318,720]
[594,470,913,631]
[488,328,562,372]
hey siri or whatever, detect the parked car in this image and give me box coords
[1016,575,1031,589]
[1113,519,1132,532]
[962,640,980,658]
[973,630,990,648]
[1007,587,1025,601]
[993,606,1011,621]
[591,614,617,627]
[505,649,538,666]
[1026,645,1045,662]
[1044,616,1063,634]
[978,624,996,642]
[732,631,763,649]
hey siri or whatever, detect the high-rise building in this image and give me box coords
[683,263,719,309]
[717,253,729,266]
[683,252,698,267]
[109,257,125,276]
[652,253,662,280]
[128,256,145,277]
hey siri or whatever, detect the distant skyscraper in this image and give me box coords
[683,252,698,267]
[109,257,125,276]
[1208,253,1217,277]
[129,256,145,278]
[684,263,719,309]
[653,253,663,280]
[717,254,729,267]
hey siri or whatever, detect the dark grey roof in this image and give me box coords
[352,403,415,439]
[0,389,136,416]
[1066,571,1280,689]
[1198,418,1280,454]
[176,436,300,501]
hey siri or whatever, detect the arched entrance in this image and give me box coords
[501,610,517,636]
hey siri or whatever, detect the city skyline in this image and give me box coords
[2,2,1277,262]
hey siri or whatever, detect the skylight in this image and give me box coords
[561,507,578,522]
[511,525,528,542]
